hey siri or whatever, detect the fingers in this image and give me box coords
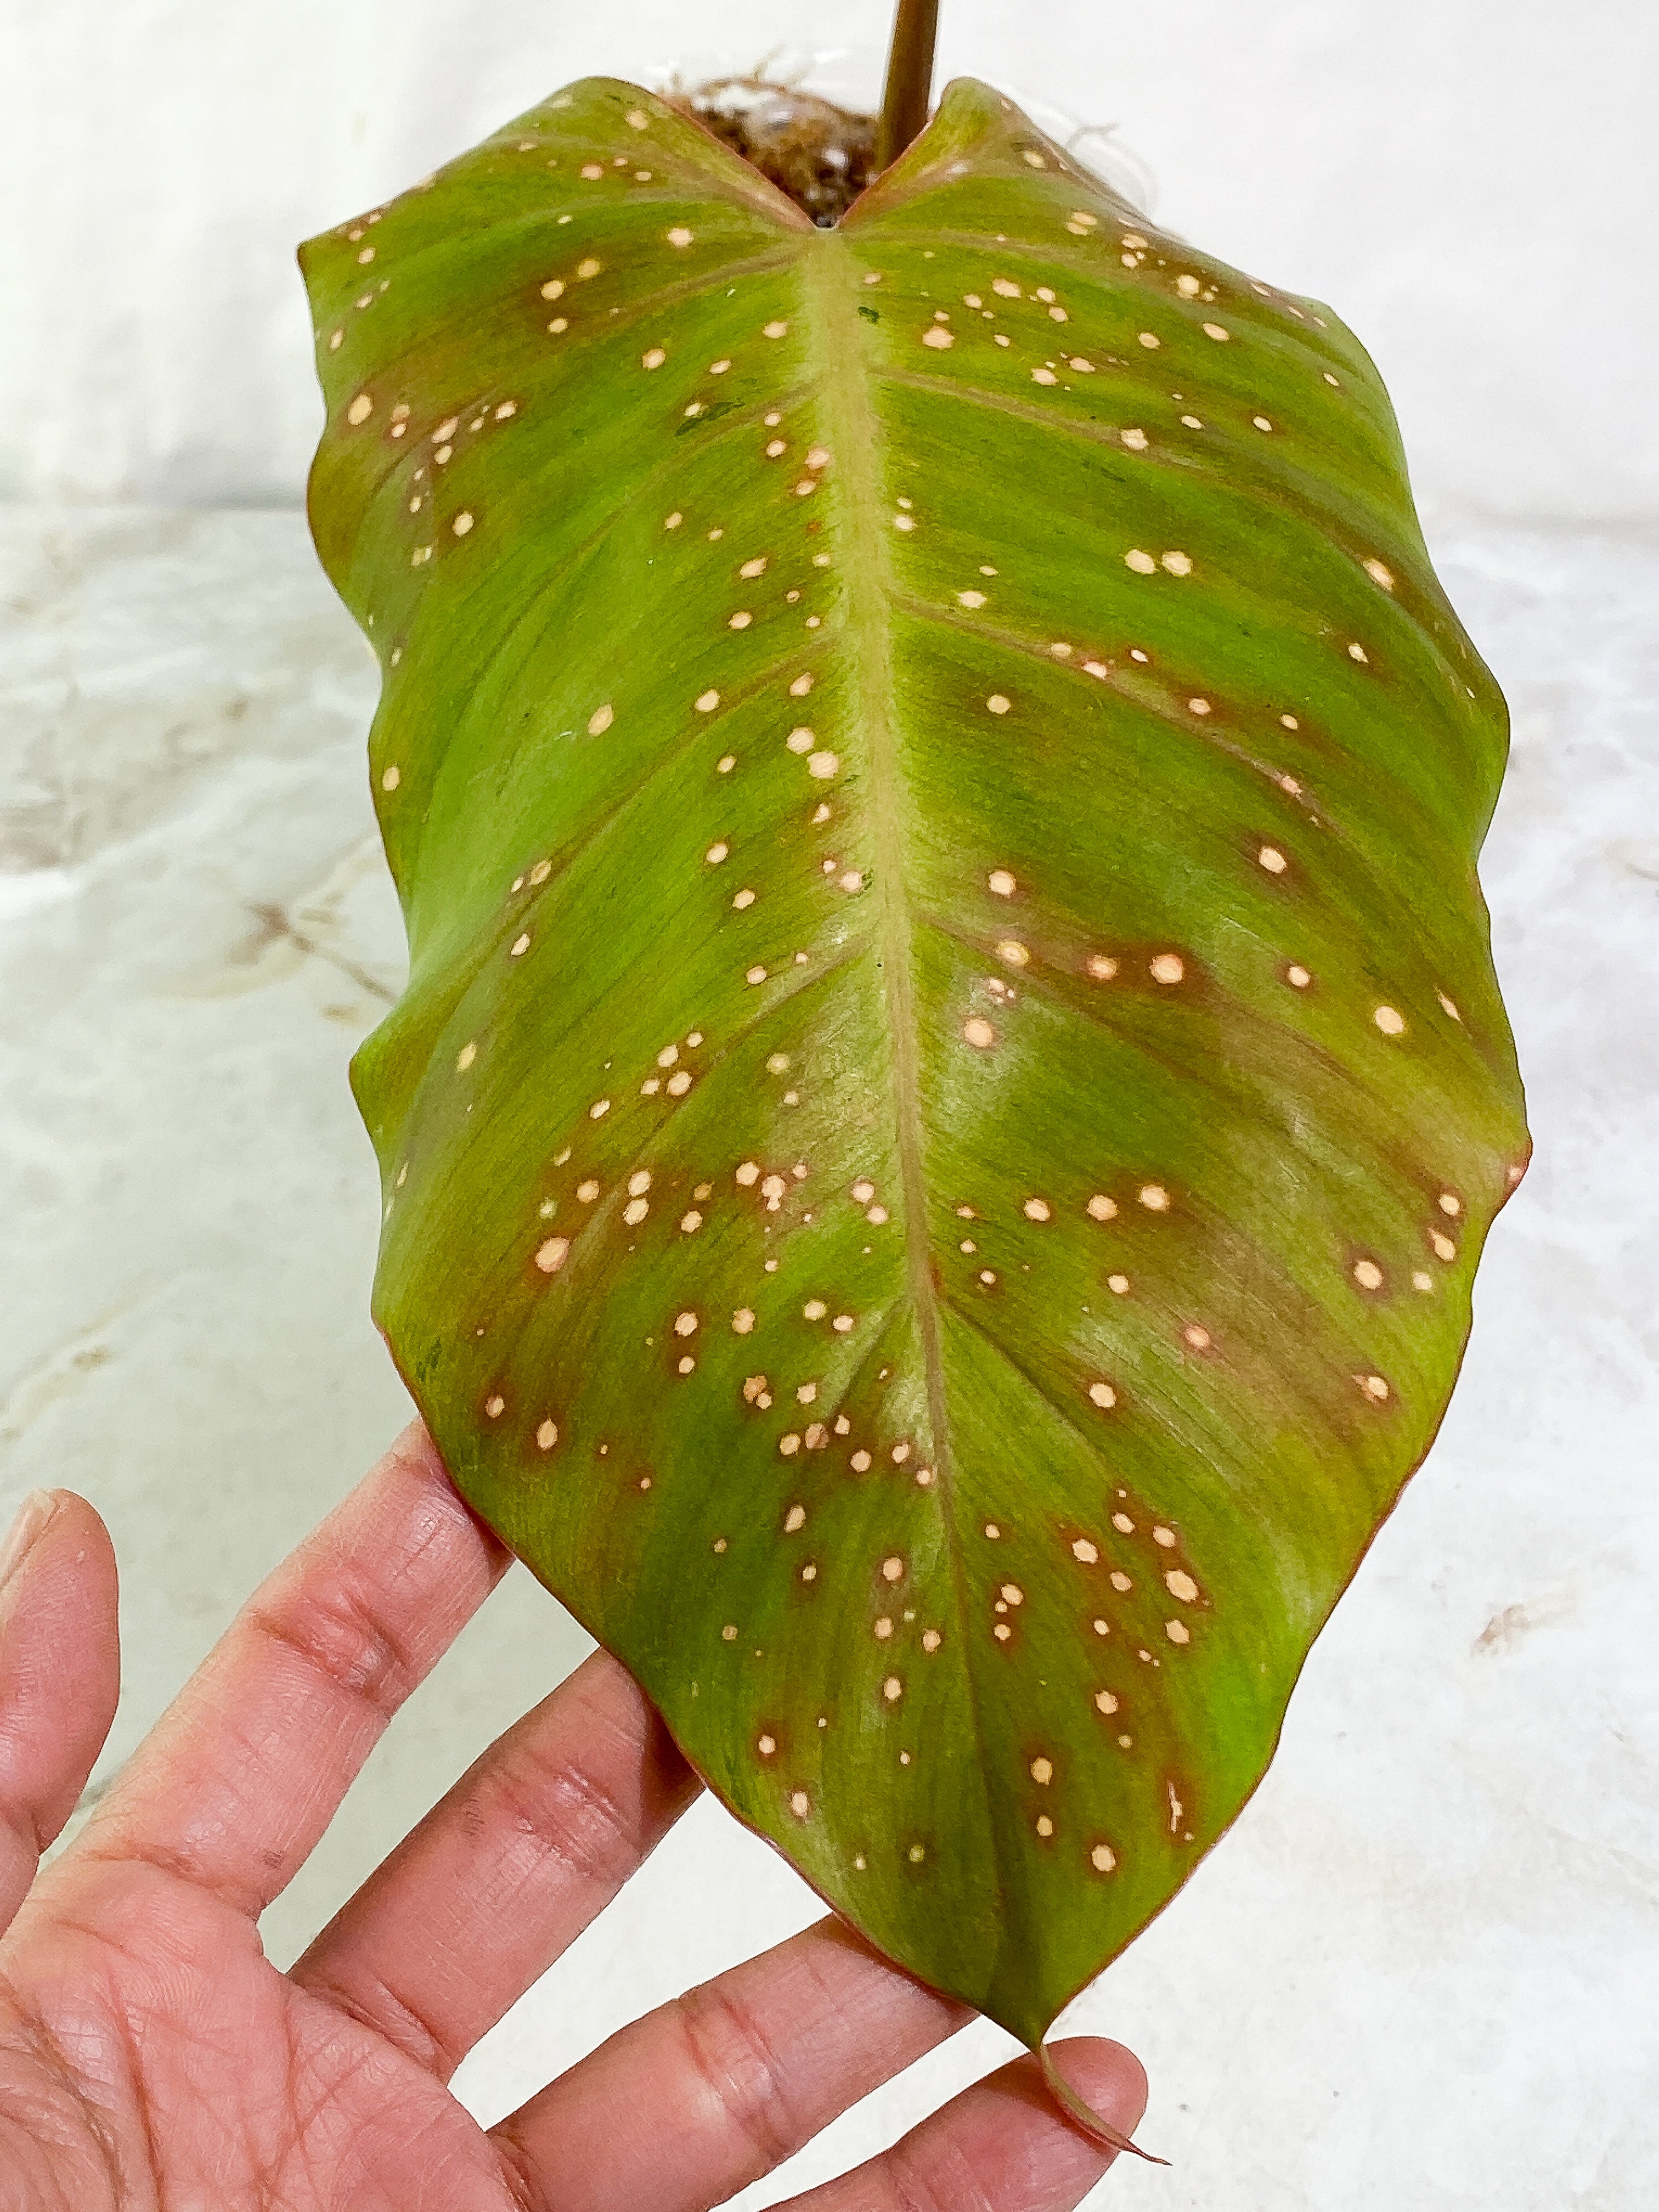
[0,1490,120,1929]
[77,1423,510,1918]
[290,1649,698,2075]
[780,2036,1149,2212]
[490,1914,972,2212]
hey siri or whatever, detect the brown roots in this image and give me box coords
[667,77,877,224]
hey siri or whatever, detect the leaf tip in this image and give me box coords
[1039,2042,1169,2166]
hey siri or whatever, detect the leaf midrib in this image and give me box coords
[808,230,1012,1950]
[808,239,945,1443]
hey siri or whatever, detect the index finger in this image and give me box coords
[74,1423,510,1919]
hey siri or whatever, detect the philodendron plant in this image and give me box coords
[301,1,1526,2150]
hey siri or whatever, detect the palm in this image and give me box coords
[4,1881,511,2209]
[0,1429,1146,2211]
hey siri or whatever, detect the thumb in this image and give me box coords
[0,1491,120,1933]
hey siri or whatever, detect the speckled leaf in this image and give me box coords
[300,77,1528,2055]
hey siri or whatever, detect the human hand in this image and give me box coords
[0,1424,1148,2210]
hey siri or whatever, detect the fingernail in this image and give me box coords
[0,1492,56,1593]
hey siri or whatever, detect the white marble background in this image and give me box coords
[4,1,1657,2203]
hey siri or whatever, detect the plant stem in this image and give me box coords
[874,0,940,170]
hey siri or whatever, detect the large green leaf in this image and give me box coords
[301,77,1527,2058]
